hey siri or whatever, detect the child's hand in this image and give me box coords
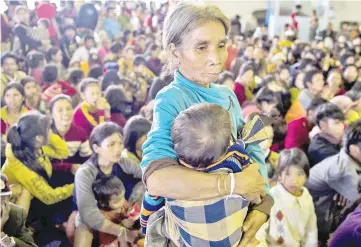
[96,97,111,111]
[10,184,23,198]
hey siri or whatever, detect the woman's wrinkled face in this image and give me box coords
[175,21,228,87]
[4,88,23,110]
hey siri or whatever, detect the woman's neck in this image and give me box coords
[98,157,114,175]
[55,122,71,137]
[7,106,21,115]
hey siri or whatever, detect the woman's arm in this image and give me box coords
[42,133,69,160]
[119,158,142,179]
[12,161,73,205]
[75,166,125,236]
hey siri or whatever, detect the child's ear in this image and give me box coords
[319,120,327,131]
[92,143,100,154]
[80,92,86,101]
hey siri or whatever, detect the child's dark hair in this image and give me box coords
[314,103,345,127]
[20,76,36,88]
[343,120,361,154]
[239,61,254,76]
[217,71,234,85]
[275,148,310,179]
[298,58,316,71]
[7,112,50,177]
[3,82,25,101]
[306,96,328,113]
[26,51,44,69]
[1,52,18,66]
[84,35,95,43]
[303,68,321,88]
[101,71,121,91]
[172,103,232,169]
[123,115,151,159]
[89,122,123,161]
[38,18,50,29]
[92,175,125,211]
[46,47,61,63]
[104,86,128,115]
[79,78,100,93]
[88,65,103,80]
[110,42,124,54]
[133,55,147,67]
[42,64,59,84]
[67,69,84,86]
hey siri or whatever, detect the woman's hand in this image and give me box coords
[234,164,266,204]
[238,210,268,247]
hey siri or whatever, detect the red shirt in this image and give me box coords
[284,117,311,151]
[234,83,246,106]
[110,113,127,128]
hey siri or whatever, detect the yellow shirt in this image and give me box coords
[289,87,301,103]
[346,109,361,124]
[2,133,73,205]
[121,149,140,164]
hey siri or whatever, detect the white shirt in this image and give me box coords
[256,184,318,247]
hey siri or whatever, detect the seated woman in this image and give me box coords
[104,85,128,128]
[74,122,143,247]
[122,115,151,164]
[1,112,73,225]
[49,94,92,177]
[20,76,41,110]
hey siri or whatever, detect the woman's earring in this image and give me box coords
[175,59,180,65]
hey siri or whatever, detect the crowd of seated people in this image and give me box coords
[0,0,360,247]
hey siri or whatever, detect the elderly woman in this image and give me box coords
[141,3,271,247]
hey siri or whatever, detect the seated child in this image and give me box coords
[141,103,271,246]
[92,175,131,247]
[255,148,318,247]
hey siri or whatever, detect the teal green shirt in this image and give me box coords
[141,70,270,193]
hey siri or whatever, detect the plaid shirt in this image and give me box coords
[141,116,271,246]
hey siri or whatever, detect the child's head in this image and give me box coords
[123,115,151,159]
[172,103,232,169]
[104,85,128,115]
[3,82,25,111]
[149,44,160,58]
[218,71,235,89]
[84,35,96,50]
[125,46,136,60]
[327,69,343,93]
[20,76,39,99]
[42,64,59,84]
[101,71,121,92]
[315,103,345,140]
[79,78,101,107]
[67,69,84,86]
[303,68,324,95]
[105,6,116,18]
[1,52,18,76]
[345,90,361,112]
[275,64,290,86]
[26,51,45,69]
[238,62,254,85]
[37,18,49,29]
[90,122,124,164]
[275,148,310,195]
[255,87,281,115]
[110,42,124,58]
[344,120,361,164]
[305,96,328,124]
[92,175,127,214]
[46,47,63,64]
[133,55,148,75]
[343,64,358,83]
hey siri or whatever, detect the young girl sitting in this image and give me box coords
[73,78,111,136]
[256,148,318,247]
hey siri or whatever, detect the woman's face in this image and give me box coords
[175,21,228,87]
[344,66,358,82]
[241,70,254,85]
[53,50,63,64]
[295,73,305,89]
[4,88,24,110]
[135,134,147,158]
[51,99,73,130]
[2,58,18,76]
[24,81,39,98]
[327,71,342,91]
[96,133,124,164]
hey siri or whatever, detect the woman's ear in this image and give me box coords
[169,43,180,65]
[35,135,45,147]
[92,143,100,154]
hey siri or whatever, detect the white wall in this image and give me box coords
[206,0,361,31]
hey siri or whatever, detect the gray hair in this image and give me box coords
[163,3,230,72]
[171,103,232,169]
